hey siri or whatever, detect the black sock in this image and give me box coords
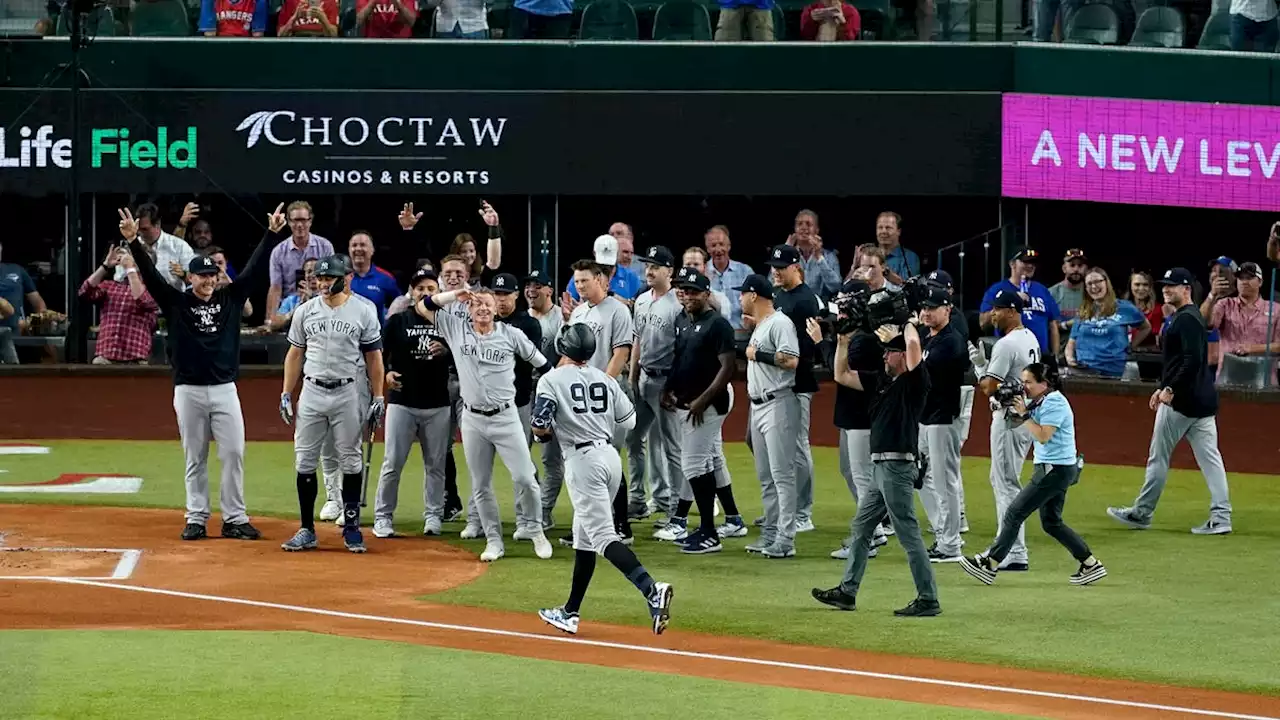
[674,498,693,521]
[691,472,718,533]
[297,472,318,531]
[444,450,460,509]
[613,478,631,536]
[565,550,596,614]
[603,541,655,599]
[716,483,740,516]
[341,472,363,528]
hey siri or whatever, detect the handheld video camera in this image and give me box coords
[993,376,1026,408]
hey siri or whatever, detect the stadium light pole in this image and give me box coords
[63,2,89,364]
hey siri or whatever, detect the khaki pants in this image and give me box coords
[715,7,773,40]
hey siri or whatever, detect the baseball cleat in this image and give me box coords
[319,501,342,522]
[531,531,554,559]
[653,520,688,542]
[752,515,766,527]
[1106,506,1151,530]
[281,527,318,552]
[680,530,722,555]
[830,545,879,560]
[513,526,537,542]
[894,598,942,617]
[343,527,367,553]
[760,542,797,559]
[647,581,673,635]
[479,542,505,562]
[539,606,580,635]
[181,523,207,541]
[716,516,748,538]
[795,517,816,533]
[541,513,556,530]
[959,554,997,585]
[372,518,395,539]
[812,587,857,611]
[928,547,962,563]
[1070,560,1108,586]
[744,535,776,554]
[960,512,970,533]
[558,534,575,548]
[628,506,651,522]
[444,507,465,523]
[423,517,442,536]
[871,532,889,549]
[1000,562,1030,572]
[460,523,484,540]
[1191,520,1232,535]
[880,517,895,536]
[221,522,261,540]
[334,513,344,527]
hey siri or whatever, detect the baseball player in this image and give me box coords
[320,255,375,526]
[438,253,476,524]
[662,268,736,554]
[1108,267,1231,535]
[680,247,732,323]
[420,285,555,562]
[532,323,674,636]
[915,285,968,563]
[371,268,454,538]
[548,259,636,547]
[119,206,283,542]
[736,273,802,558]
[930,269,972,534]
[628,246,685,534]
[279,255,387,554]
[974,289,1041,571]
[525,269,564,528]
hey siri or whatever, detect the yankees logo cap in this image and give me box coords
[638,245,675,267]
[188,255,220,276]
[525,270,550,287]
[1157,267,1195,286]
[765,244,802,268]
[918,285,951,308]
[733,274,774,299]
[676,268,711,293]
[488,272,520,294]
[926,269,953,289]
[411,267,438,284]
[990,288,1026,310]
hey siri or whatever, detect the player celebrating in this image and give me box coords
[525,269,564,528]
[321,256,376,526]
[662,269,736,555]
[533,323,674,636]
[420,285,555,562]
[372,268,454,538]
[119,205,283,542]
[280,255,387,554]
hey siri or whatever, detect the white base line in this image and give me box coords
[0,548,143,582]
[43,578,1276,720]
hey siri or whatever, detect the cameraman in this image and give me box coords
[811,319,940,618]
[974,289,1040,572]
[916,285,967,563]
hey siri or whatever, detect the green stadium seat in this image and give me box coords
[772,3,786,39]
[651,0,711,39]
[131,0,191,36]
[1128,6,1183,47]
[579,0,640,39]
[1063,2,1119,44]
[1195,11,1230,49]
[851,0,894,39]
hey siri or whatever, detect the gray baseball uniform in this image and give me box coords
[322,294,376,507]
[434,306,548,545]
[531,306,564,357]
[747,310,801,549]
[983,326,1040,567]
[535,364,636,554]
[530,306,565,525]
[626,287,684,516]
[287,294,381,475]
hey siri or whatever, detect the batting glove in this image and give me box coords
[368,396,386,429]
[279,393,294,426]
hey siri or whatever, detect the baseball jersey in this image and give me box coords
[981,279,1060,353]
[568,295,634,374]
[198,0,268,35]
[746,310,799,397]
[633,287,681,372]
[433,309,547,409]
[288,294,382,380]
[984,325,1041,392]
[920,322,968,425]
[773,282,824,394]
[536,365,636,450]
[668,307,735,411]
[530,306,564,357]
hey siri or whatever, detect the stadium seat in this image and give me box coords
[1063,3,1119,44]
[131,0,191,36]
[851,0,894,39]
[651,0,712,39]
[579,0,640,39]
[772,3,786,39]
[1196,11,1231,49]
[1128,6,1183,47]
[55,5,117,36]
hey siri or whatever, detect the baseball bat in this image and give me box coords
[360,418,375,507]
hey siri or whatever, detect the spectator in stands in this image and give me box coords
[980,248,1060,357]
[1033,0,1076,41]
[348,231,401,323]
[0,240,47,336]
[609,223,646,279]
[1202,257,1237,376]
[703,225,752,329]
[356,0,416,37]
[564,235,643,303]
[1064,268,1150,379]
[206,247,254,317]
[266,200,332,328]
[271,269,315,330]
[853,243,899,292]
[131,203,197,292]
[1229,0,1279,52]
[199,0,269,36]
[1125,271,1162,349]
[205,245,238,282]
[1204,261,1280,380]
[508,0,572,38]
[800,0,861,40]
[715,0,775,40]
[787,209,842,301]
[277,0,339,36]
[79,247,158,365]
[433,0,489,37]
[875,211,919,285]
[0,296,14,364]
[1050,248,1088,332]
[1267,221,1280,264]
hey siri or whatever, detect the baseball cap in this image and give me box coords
[676,268,711,293]
[733,274,774,299]
[593,235,618,266]
[1236,262,1262,279]
[926,269,953,289]
[1157,267,1195,286]
[1210,256,1238,272]
[638,245,675,268]
[882,334,907,352]
[840,278,869,295]
[918,285,951,308]
[410,267,437,284]
[524,270,550,287]
[188,255,220,276]
[1010,247,1040,263]
[990,288,1026,310]
[488,272,520,294]
[765,244,802,268]
[1063,248,1088,264]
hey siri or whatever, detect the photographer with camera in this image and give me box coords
[811,312,940,617]
[960,363,1107,587]
[915,285,968,563]
[977,289,1041,572]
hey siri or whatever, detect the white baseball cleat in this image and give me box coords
[319,501,341,522]
[460,523,484,539]
[479,542,505,562]
[372,518,395,538]
[531,531,554,559]
[513,526,537,542]
[422,517,442,536]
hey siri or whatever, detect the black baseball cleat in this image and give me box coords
[894,598,942,617]
[811,587,857,611]
[558,533,575,548]
[221,522,261,540]
[181,523,207,541]
[1001,562,1030,572]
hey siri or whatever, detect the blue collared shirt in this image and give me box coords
[351,265,401,325]
[800,248,842,301]
[884,245,921,280]
[1030,390,1077,465]
[706,258,753,329]
[566,265,645,302]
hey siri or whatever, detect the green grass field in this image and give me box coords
[2,440,1279,696]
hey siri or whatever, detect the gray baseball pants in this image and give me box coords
[838,428,886,547]
[173,383,248,526]
[989,414,1033,566]
[322,377,370,503]
[1132,405,1231,524]
[795,392,817,522]
[566,441,623,554]
[459,405,544,543]
[373,404,451,523]
[750,390,800,546]
[463,403,541,533]
[919,422,963,555]
[626,371,682,514]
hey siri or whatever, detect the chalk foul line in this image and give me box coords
[44,578,1277,720]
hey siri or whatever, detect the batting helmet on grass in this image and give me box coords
[556,323,596,364]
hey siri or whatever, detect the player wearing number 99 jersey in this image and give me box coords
[533,323,673,637]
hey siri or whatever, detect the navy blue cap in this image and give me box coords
[990,288,1026,310]
[919,285,952,308]
[765,244,802,268]
[733,273,774,299]
[926,269,953,289]
[188,255,220,276]
[488,272,520,293]
[638,245,675,268]
[410,267,437,284]
[1158,267,1195,287]
[676,268,711,293]
[882,334,907,351]
[525,270,550,286]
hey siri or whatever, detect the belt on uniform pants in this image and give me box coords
[574,439,609,451]
[871,452,916,463]
[749,387,793,405]
[467,402,511,417]
[642,367,667,378]
[306,376,355,390]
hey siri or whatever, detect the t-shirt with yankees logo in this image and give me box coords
[198,0,268,36]
[383,307,451,410]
